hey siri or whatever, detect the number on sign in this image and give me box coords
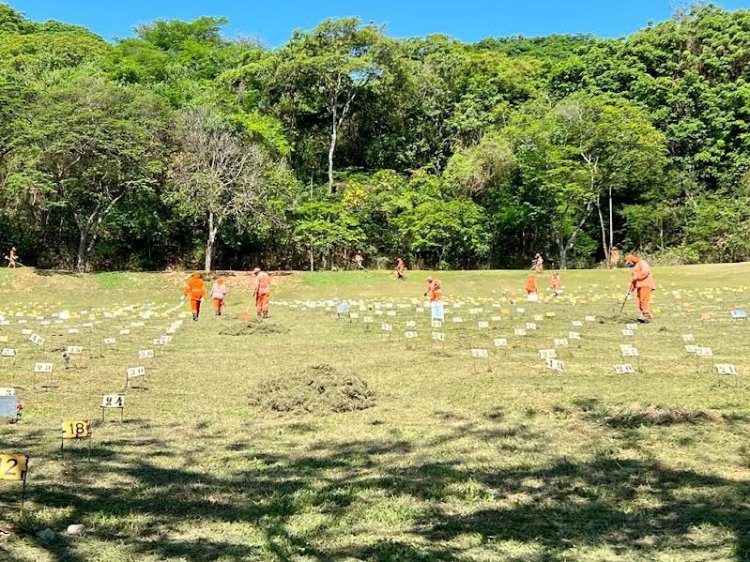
[614,364,636,374]
[126,366,146,379]
[33,363,53,373]
[546,359,565,372]
[29,334,44,346]
[539,349,557,360]
[471,349,489,358]
[715,364,737,375]
[62,420,92,440]
[139,349,155,360]
[101,394,125,408]
[0,454,29,481]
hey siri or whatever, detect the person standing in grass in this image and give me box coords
[253,267,271,318]
[533,253,544,273]
[354,252,365,270]
[209,277,228,316]
[395,257,406,280]
[425,276,443,302]
[525,273,539,301]
[182,272,206,321]
[624,254,656,323]
[5,247,18,268]
[550,272,562,296]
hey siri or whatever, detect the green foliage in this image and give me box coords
[0,5,749,269]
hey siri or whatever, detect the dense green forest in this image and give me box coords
[0,2,749,271]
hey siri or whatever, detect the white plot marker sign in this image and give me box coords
[715,364,737,375]
[614,364,636,374]
[127,366,146,379]
[29,333,45,346]
[545,358,565,372]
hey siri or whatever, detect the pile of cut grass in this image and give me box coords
[250,364,375,414]
[219,318,289,336]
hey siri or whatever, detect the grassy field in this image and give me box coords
[0,265,748,562]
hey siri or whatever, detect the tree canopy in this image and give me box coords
[1,2,749,270]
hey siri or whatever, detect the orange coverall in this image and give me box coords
[550,273,562,294]
[395,258,406,280]
[525,275,538,295]
[427,279,443,302]
[183,273,206,319]
[626,255,656,320]
[210,278,228,315]
[254,271,271,318]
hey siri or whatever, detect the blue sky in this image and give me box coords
[6,0,748,46]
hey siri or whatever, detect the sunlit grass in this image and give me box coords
[0,265,748,561]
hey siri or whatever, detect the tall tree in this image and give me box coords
[168,107,274,271]
[269,18,393,191]
[4,75,168,271]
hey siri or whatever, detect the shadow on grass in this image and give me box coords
[14,420,750,562]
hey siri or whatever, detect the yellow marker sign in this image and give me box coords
[62,420,92,440]
[0,453,29,481]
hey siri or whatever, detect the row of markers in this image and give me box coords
[0,306,188,513]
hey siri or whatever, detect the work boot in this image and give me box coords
[192,313,198,322]
[637,317,650,324]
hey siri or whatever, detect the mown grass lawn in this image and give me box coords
[0,265,748,562]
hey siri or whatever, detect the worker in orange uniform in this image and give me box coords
[209,277,228,316]
[624,254,656,323]
[550,272,562,296]
[182,272,206,321]
[395,257,406,280]
[253,267,271,318]
[424,276,443,302]
[525,273,539,301]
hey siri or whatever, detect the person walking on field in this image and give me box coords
[550,272,562,296]
[624,254,656,323]
[209,277,228,316]
[395,257,406,280]
[253,267,271,318]
[424,276,443,302]
[5,247,18,268]
[525,273,539,301]
[354,252,365,270]
[182,272,206,321]
[533,253,544,273]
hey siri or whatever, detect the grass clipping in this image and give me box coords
[220,318,289,336]
[251,364,375,415]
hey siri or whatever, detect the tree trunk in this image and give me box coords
[556,202,595,270]
[608,186,614,255]
[76,229,89,273]
[328,109,338,194]
[205,211,218,272]
[596,196,610,266]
